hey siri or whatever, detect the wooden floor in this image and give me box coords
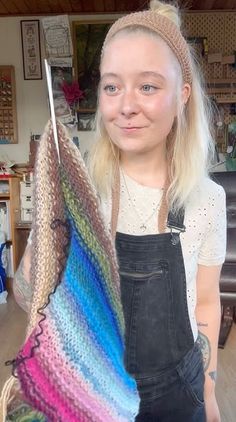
[0,293,236,421]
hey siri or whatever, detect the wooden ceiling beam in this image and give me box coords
[190,0,215,10]
[57,0,72,13]
[115,0,129,12]
[45,0,63,13]
[23,0,45,13]
[0,0,20,14]
[0,0,235,16]
[69,0,84,13]
[0,0,8,14]
[104,0,116,13]
[12,0,30,14]
[214,0,236,9]
[92,0,105,13]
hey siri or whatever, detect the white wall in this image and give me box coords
[0,16,48,162]
[0,14,117,163]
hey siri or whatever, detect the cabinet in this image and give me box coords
[0,176,23,273]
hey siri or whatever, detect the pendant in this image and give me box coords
[140,223,147,232]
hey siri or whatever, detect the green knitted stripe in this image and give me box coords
[61,172,125,333]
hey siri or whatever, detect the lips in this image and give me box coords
[121,126,141,129]
[120,127,143,133]
[118,124,145,130]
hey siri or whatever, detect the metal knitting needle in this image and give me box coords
[44,59,61,163]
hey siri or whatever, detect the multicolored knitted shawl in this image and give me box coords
[7,121,139,421]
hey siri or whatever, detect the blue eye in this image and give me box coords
[142,85,157,92]
[104,84,117,93]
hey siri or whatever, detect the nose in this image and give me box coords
[120,90,140,118]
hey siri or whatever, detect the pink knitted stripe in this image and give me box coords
[18,326,119,422]
[38,320,121,421]
[18,338,83,421]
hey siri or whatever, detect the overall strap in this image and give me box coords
[167,208,186,245]
[167,208,185,232]
[111,165,120,240]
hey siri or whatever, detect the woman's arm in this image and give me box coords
[195,264,222,422]
[13,244,32,313]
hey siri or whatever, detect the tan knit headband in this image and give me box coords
[103,11,192,85]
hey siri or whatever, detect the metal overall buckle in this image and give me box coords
[167,223,186,246]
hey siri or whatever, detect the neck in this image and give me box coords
[120,150,168,189]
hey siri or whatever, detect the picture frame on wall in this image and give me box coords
[20,20,42,80]
[73,20,113,112]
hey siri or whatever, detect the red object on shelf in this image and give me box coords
[0,174,14,178]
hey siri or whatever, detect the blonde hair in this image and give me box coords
[88,0,215,211]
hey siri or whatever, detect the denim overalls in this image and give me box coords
[111,188,206,421]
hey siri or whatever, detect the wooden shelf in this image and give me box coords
[207,78,236,103]
[0,176,22,273]
[216,98,236,104]
[15,222,31,230]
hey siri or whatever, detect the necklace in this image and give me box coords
[120,167,163,232]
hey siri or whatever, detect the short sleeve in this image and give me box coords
[198,184,226,266]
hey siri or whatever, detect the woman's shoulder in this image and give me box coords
[190,175,225,204]
[185,175,226,218]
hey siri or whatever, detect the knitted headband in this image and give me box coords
[103,10,192,85]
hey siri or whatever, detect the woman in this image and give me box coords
[13,1,226,421]
[88,1,226,421]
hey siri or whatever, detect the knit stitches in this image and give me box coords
[11,121,139,421]
[103,11,192,85]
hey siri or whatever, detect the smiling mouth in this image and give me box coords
[120,126,144,131]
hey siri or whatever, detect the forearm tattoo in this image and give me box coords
[197,327,217,383]
[196,330,211,371]
[209,371,217,382]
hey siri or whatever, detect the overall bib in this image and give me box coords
[114,208,206,422]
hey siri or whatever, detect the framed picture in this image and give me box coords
[51,65,74,124]
[42,15,73,58]
[20,20,42,80]
[73,20,113,112]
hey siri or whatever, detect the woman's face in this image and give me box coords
[99,32,182,157]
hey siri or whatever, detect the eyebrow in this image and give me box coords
[140,71,166,81]
[100,73,119,81]
[100,71,166,81]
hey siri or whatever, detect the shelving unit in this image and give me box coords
[0,66,18,144]
[207,78,236,103]
[0,176,22,273]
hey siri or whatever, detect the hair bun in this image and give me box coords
[149,0,181,30]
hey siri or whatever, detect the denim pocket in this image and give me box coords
[177,349,205,407]
[120,263,178,374]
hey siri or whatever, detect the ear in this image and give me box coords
[181,83,191,105]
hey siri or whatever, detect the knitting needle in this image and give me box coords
[44,59,61,163]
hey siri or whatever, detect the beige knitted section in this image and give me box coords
[103,11,192,85]
[27,119,122,334]
[27,121,67,335]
